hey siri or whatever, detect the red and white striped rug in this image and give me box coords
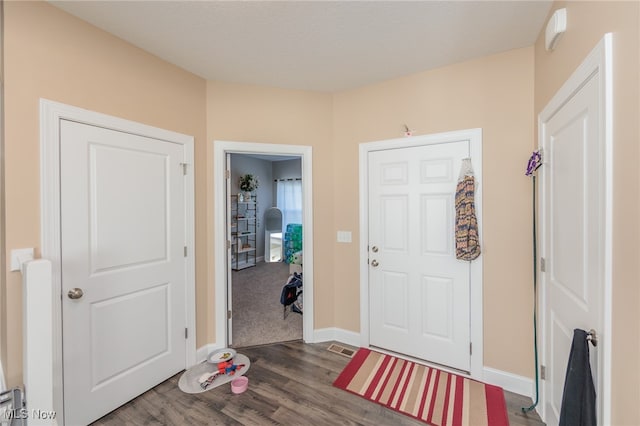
[333,348,509,426]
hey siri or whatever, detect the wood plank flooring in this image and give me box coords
[92,341,545,426]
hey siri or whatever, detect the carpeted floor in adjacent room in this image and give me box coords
[231,261,302,348]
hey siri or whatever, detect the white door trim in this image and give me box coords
[538,34,612,424]
[358,128,483,379]
[213,141,314,347]
[39,99,197,424]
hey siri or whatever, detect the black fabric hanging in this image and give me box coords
[559,328,597,426]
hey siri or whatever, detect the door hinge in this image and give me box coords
[470,342,472,355]
[540,257,546,272]
[225,170,231,179]
[227,310,232,320]
[180,162,188,175]
[185,328,188,339]
[227,240,231,249]
[541,365,546,380]
[184,246,187,257]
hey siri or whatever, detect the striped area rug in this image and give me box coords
[333,348,509,426]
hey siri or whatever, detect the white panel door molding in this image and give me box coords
[61,121,187,425]
[39,99,196,425]
[369,141,471,371]
[539,35,612,425]
[359,129,483,379]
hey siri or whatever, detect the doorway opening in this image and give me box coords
[213,141,314,350]
[228,153,303,347]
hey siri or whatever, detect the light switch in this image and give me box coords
[337,231,352,243]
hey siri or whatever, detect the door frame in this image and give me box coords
[213,141,314,347]
[538,34,612,424]
[358,128,483,379]
[39,99,197,424]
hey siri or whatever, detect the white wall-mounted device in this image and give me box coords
[10,247,34,271]
[545,8,567,51]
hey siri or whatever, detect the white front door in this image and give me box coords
[368,140,473,372]
[540,53,607,424]
[60,120,187,425]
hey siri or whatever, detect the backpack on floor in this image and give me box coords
[280,273,302,307]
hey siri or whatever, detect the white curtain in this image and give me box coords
[276,179,302,228]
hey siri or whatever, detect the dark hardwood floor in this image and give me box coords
[92,341,545,425]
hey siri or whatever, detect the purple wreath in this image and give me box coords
[526,150,542,176]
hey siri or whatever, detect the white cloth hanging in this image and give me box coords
[276,179,302,228]
[458,158,475,180]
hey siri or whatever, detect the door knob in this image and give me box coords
[67,288,84,300]
[371,260,379,267]
[371,246,379,253]
[586,329,598,347]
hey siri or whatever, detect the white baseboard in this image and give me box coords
[312,327,361,348]
[196,327,361,363]
[483,366,534,397]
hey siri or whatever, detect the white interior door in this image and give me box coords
[540,48,609,422]
[368,140,472,372]
[61,120,187,425]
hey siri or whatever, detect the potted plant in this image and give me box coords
[239,174,259,201]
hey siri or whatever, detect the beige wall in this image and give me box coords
[205,81,334,335]
[1,2,538,387]
[207,49,537,379]
[332,48,536,377]
[2,2,207,387]
[4,3,639,421]
[534,2,640,424]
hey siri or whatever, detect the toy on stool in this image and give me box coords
[218,360,246,376]
[287,251,303,265]
[199,372,223,389]
[199,361,246,390]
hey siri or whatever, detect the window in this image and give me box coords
[276,179,302,228]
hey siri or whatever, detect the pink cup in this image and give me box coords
[231,376,248,394]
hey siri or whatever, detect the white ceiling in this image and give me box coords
[50,1,553,92]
